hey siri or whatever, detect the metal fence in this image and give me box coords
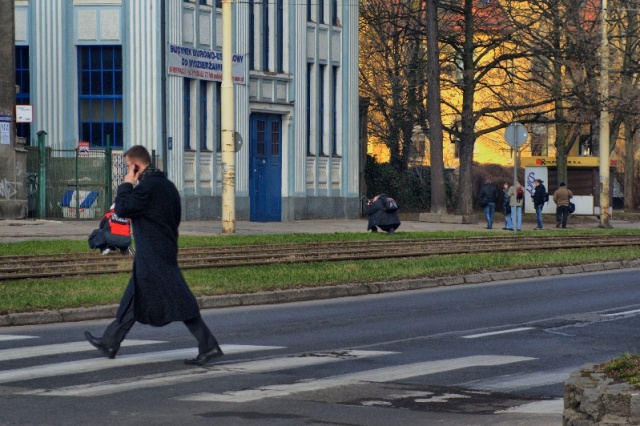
[25,142,125,220]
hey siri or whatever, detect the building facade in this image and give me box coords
[14,0,360,221]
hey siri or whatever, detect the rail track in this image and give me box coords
[1,234,639,282]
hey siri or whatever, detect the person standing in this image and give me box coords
[85,145,223,366]
[502,182,513,230]
[553,181,573,229]
[478,180,499,229]
[507,181,524,231]
[531,179,547,230]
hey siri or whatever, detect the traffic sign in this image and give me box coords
[505,123,528,148]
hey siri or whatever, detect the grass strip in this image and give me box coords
[0,246,638,315]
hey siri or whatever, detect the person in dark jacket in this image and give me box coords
[366,194,400,234]
[531,179,547,230]
[84,145,223,366]
[478,180,499,229]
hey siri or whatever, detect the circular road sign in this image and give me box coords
[504,122,528,148]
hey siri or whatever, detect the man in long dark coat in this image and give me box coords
[85,145,223,365]
[365,194,401,233]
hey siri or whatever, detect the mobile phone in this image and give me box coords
[134,165,139,174]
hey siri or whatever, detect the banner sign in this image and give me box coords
[167,44,246,84]
[0,115,11,145]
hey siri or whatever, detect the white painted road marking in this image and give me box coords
[603,308,640,317]
[497,398,564,414]
[21,350,395,397]
[0,344,282,384]
[0,339,165,362]
[0,335,38,342]
[456,366,576,392]
[176,355,536,403]
[461,327,536,339]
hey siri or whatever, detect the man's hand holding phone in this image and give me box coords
[124,161,141,185]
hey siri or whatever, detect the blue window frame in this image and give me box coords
[216,0,222,7]
[15,46,31,143]
[200,80,208,151]
[184,78,192,150]
[319,64,325,155]
[319,0,325,24]
[307,0,312,21]
[78,46,123,148]
[332,0,338,25]
[306,63,312,154]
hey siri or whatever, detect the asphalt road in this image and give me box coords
[1,269,640,425]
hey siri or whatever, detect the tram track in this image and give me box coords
[1,234,639,282]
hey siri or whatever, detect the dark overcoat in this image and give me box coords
[114,170,200,326]
[366,196,401,230]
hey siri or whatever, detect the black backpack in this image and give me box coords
[384,197,398,213]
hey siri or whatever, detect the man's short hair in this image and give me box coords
[124,145,151,165]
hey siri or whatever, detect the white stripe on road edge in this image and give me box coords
[461,327,535,339]
[603,308,640,317]
[177,355,536,403]
[0,335,38,342]
[456,366,576,392]
[21,350,395,397]
[0,340,165,362]
[0,344,281,385]
[497,398,564,414]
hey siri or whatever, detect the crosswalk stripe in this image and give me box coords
[462,327,535,339]
[456,366,576,392]
[176,355,536,403]
[0,335,38,342]
[0,344,282,385]
[21,350,395,397]
[0,340,165,362]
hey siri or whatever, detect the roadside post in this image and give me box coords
[505,123,528,226]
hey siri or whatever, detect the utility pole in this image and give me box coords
[599,0,612,228]
[220,0,236,233]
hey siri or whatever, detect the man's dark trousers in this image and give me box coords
[102,292,218,354]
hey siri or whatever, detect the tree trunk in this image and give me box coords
[426,0,446,214]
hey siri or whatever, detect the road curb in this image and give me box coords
[1,261,638,327]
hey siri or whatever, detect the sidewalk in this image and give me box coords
[1,215,638,242]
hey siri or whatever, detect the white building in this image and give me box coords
[14,0,360,221]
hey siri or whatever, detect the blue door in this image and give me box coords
[249,114,282,222]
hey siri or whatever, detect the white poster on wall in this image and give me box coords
[167,44,246,84]
[524,166,554,214]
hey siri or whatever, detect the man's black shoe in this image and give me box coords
[84,331,118,359]
[184,346,224,366]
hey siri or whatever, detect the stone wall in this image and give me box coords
[564,364,640,425]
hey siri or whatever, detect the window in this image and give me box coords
[257,120,265,155]
[331,65,338,155]
[216,83,222,152]
[184,78,192,150]
[332,0,338,25]
[306,63,312,154]
[271,121,280,155]
[249,0,255,70]
[307,0,312,21]
[216,0,222,8]
[262,0,269,71]
[15,46,30,143]
[318,64,326,155]
[276,0,284,73]
[78,46,123,148]
[319,0,325,24]
[200,80,208,151]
